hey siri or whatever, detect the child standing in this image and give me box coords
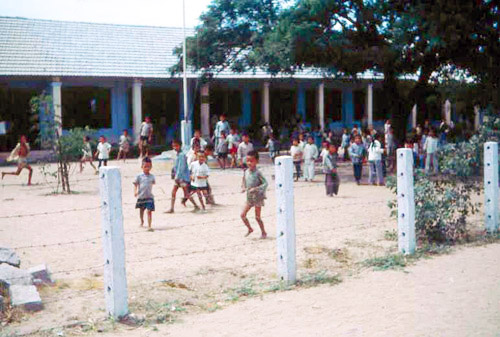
[134,157,155,231]
[2,135,33,185]
[95,136,111,168]
[139,116,153,158]
[240,151,268,239]
[80,135,97,173]
[190,129,208,150]
[341,128,350,161]
[424,129,439,174]
[216,132,229,169]
[117,129,131,162]
[227,128,240,168]
[303,136,319,182]
[167,140,198,213]
[290,138,303,181]
[189,151,210,211]
[368,134,384,186]
[349,134,365,185]
[237,133,254,168]
[323,143,340,196]
[266,133,279,163]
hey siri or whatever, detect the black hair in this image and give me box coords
[84,136,90,141]
[142,156,152,164]
[172,139,181,145]
[247,150,259,160]
[99,135,105,139]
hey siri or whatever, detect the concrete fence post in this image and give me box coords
[484,142,499,233]
[99,167,128,319]
[396,148,416,254]
[274,156,296,283]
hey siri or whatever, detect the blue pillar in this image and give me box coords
[342,88,354,128]
[297,85,306,122]
[179,80,194,122]
[111,82,129,141]
[240,88,252,127]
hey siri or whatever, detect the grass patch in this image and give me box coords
[328,248,351,264]
[297,271,342,287]
[383,229,398,241]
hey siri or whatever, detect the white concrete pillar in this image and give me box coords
[132,81,142,144]
[181,120,192,152]
[367,83,373,128]
[317,82,325,131]
[275,156,296,283]
[51,81,62,137]
[200,83,210,138]
[444,99,451,125]
[411,104,417,129]
[262,82,270,125]
[397,148,416,255]
[474,106,480,131]
[99,167,128,319]
[484,142,499,233]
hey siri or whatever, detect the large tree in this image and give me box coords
[175,0,499,139]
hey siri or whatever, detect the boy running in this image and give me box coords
[189,151,210,211]
[237,133,254,168]
[117,129,131,162]
[2,135,33,185]
[80,135,97,173]
[240,151,268,239]
[139,116,153,158]
[134,157,155,231]
[95,136,111,168]
[167,139,198,213]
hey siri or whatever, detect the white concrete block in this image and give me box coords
[9,285,43,311]
[0,247,20,267]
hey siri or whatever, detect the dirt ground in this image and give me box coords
[0,156,490,336]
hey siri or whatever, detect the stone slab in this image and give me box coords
[0,247,20,267]
[29,264,54,285]
[0,264,32,286]
[9,285,43,311]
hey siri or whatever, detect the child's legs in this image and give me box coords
[254,206,266,236]
[98,159,102,168]
[147,210,152,227]
[139,208,145,224]
[196,190,205,209]
[240,203,253,229]
[103,159,108,166]
[375,160,384,184]
[369,161,376,184]
[425,153,431,173]
[182,185,198,206]
[432,153,439,173]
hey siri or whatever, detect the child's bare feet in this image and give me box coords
[260,232,267,239]
[140,221,144,227]
[181,198,187,207]
[1,173,4,180]
[165,209,174,214]
[147,227,154,232]
[193,206,201,213]
[245,227,254,237]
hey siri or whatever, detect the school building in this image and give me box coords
[0,16,388,150]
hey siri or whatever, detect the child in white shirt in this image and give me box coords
[290,138,303,181]
[189,152,210,211]
[95,135,111,168]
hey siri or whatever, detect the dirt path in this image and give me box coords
[105,243,500,337]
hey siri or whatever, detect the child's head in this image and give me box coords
[204,144,214,156]
[220,114,226,121]
[246,150,259,169]
[429,129,436,137]
[99,135,106,143]
[198,151,206,164]
[20,135,27,143]
[343,128,348,134]
[84,135,90,142]
[220,131,226,139]
[230,128,236,135]
[145,116,151,123]
[299,133,304,141]
[194,130,201,138]
[354,135,362,144]
[322,141,329,149]
[123,129,128,135]
[307,136,314,144]
[353,124,358,129]
[328,144,337,154]
[142,157,152,173]
[172,139,181,152]
[269,132,275,139]
[242,133,249,143]
[292,138,299,146]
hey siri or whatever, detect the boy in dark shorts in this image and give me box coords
[216,131,229,169]
[134,157,155,231]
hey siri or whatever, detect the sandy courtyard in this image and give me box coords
[0,157,495,336]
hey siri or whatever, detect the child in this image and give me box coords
[187,142,201,167]
[216,131,229,169]
[368,133,384,186]
[80,136,97,173]
[95,136,111,168]
[237,133,254,168]
[240,151,268,239]
[189,151,210,210]
[424,129,439,174]
[319,140,329,162]
[2,135,33,185]
[341,128,350,161]
[139,116,153,158]
[134,157,155,231]
[323,143,339,196]
[298,133,306,151]
[167,139,199,213]
[214,114,230,153]
[227,128,240,168]
[265,133,279,163]
[117,129,131,162]
[190,129,207,150]
[349,134,365,185]
[290,138,303,181]
[303,136,319,182]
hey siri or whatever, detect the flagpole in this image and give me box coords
[181,0,190,149]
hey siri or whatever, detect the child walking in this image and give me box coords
[134,157,155,231]
[139,116,153,158]
[290,138,303,181]
[189,151,210,211]
[240,151,268,239]
[237,133,254,168]
[424,129,439,174]
[2,135,33,185]
[368,133,384,186]
[323,143,340,196]
[341,128,350,161]
[117,129,131,162]
[216,132,229,169]
[95,135,111,168]
[265,133,279,163]
[167,139,198,213]
[303,136,319,182]
[80,135,97,173]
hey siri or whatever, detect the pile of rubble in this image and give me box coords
[0,247,54,312]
